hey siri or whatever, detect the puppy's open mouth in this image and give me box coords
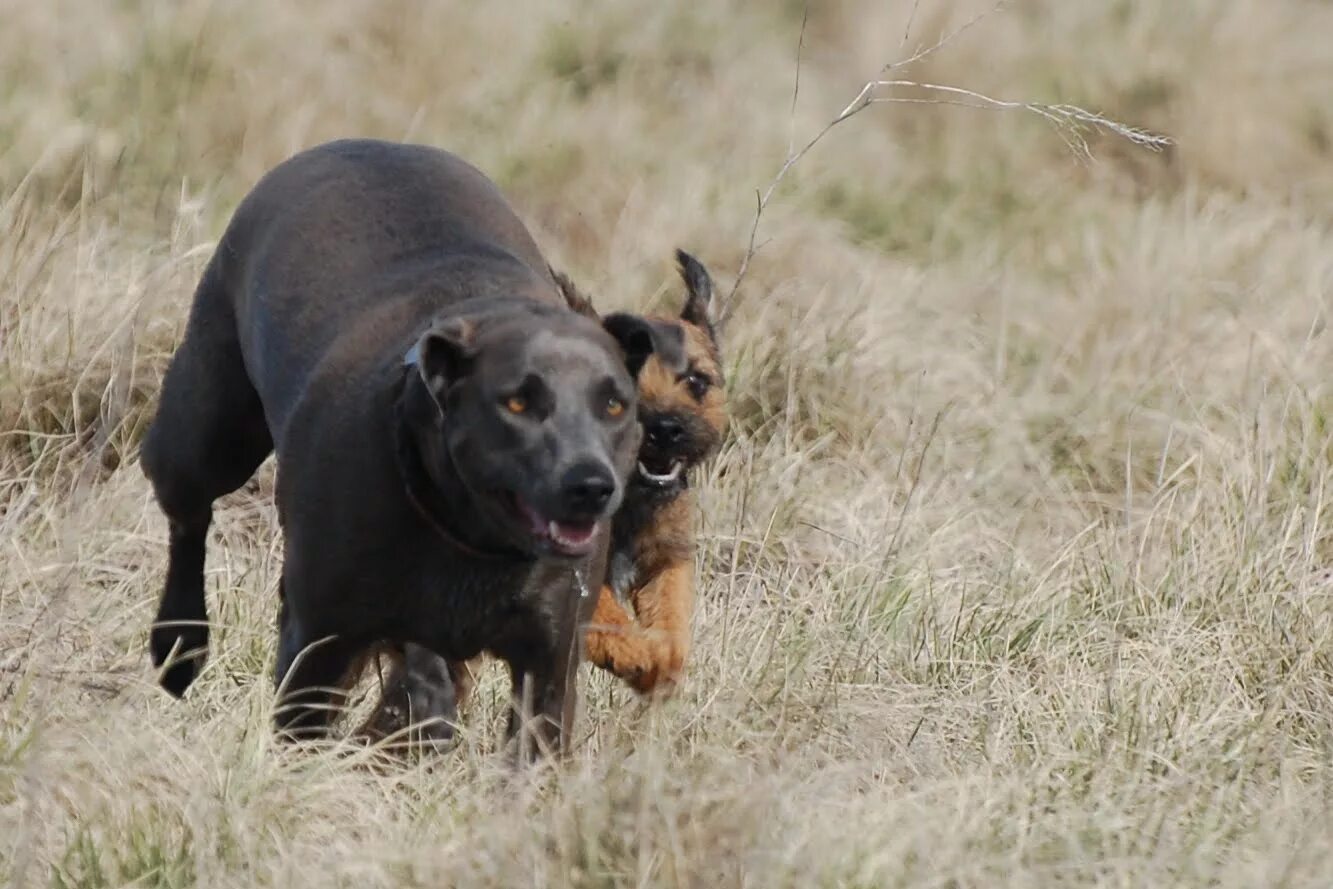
[637,458,683,486]
[510,497,600,556]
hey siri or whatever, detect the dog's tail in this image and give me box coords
[550,266,598,319]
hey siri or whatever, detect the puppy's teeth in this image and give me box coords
[638,460,685,484]
[548,520,560,540]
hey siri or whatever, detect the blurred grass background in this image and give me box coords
[3,1,1333,886]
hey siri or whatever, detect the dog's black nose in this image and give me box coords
[646,416,685,448]
[561,463,616,514]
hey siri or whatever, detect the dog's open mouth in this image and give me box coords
[511,497,600,556]
[637,457,683,486]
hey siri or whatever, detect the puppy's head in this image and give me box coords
[602,250,728,489]
[404,305,661,559]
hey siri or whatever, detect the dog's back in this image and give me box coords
[207,139,560,442]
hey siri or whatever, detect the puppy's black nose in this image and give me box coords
[646,415,685,448]
[561,463,616,515]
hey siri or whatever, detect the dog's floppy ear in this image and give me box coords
[675,249,715,334]
[602,313,684,378]
[409,318,476,403]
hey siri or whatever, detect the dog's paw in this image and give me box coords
[627,640,685,698]
[586,629,638,673]
[588,628,685,697]
[150,624,209,698]
[359,668,461,756]
[586,628,656,684]
[361,705,457,756]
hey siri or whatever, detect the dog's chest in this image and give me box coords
[609,497,655,601]
[410,555,552,648]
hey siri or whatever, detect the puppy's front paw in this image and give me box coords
[589,628,685,697]
[586,628,658,686]
[627,637,685,697]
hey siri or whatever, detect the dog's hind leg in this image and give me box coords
[141,258,273,698]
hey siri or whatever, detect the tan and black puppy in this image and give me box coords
[581,250,728,695]
[140,139,663,759]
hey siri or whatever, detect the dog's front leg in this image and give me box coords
[584,584,652,678]
[272,594,365,740]
[503,659,564,764]
[625,560,694,696]
[503,576,594,763]
[585,561,693,696]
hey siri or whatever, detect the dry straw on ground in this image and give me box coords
[3,1,1333,886]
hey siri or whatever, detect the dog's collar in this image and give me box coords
[400,471,518,562]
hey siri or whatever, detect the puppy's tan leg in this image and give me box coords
[585,584,661,684]
[627,561,694,695]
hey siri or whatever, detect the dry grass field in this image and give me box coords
[4,0,1333,885]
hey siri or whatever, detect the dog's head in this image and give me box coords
[595,250,728,490]
[403,305,662,559]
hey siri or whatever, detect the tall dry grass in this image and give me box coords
[3,0,1333,885]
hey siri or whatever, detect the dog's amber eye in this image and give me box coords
[605,397,625,418]
[505,396,527,415]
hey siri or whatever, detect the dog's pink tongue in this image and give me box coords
[514,499,598,552]
[548,519,596,549]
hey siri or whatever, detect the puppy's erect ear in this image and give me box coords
[550,265,599,320]
[602,313,684,378]
[411,318,476,404]
[675,249,715,334]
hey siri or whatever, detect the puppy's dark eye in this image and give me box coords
[605,396,626,418]
[504,395,527,415]
[684,372,711,401]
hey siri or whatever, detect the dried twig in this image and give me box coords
[901,0,924,49]
[890,1,1007,74]
[848,80,1173,160]
[718,1,1173,325]
[787,5,809,159]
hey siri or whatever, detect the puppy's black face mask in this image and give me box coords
[607,249,727,491]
